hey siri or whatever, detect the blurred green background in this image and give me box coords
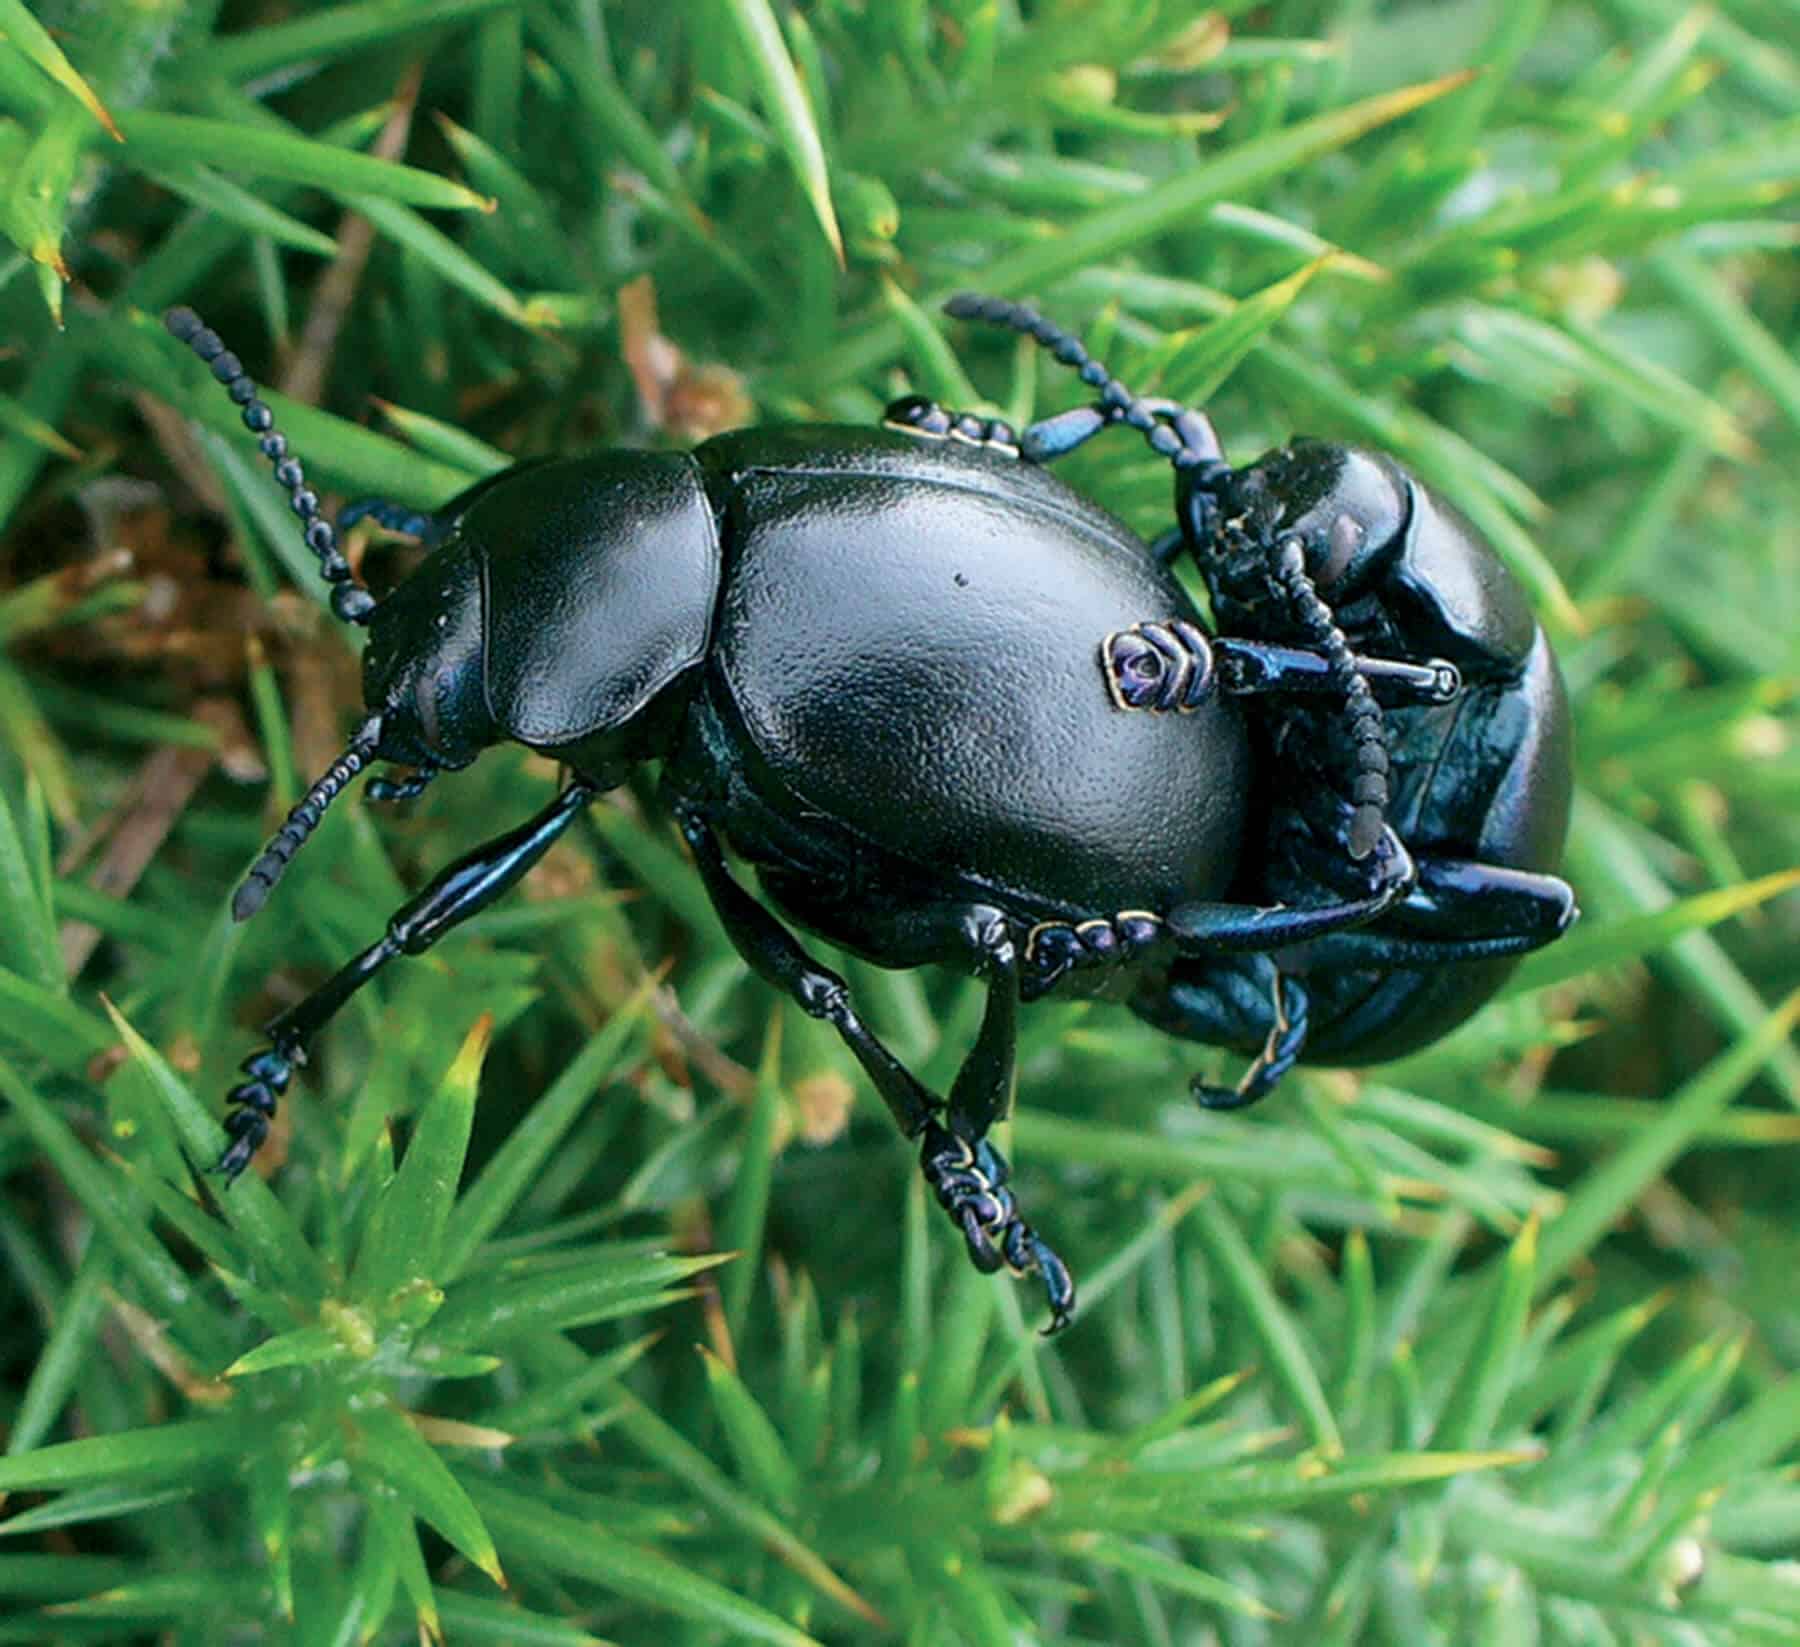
[1,1,1798,1642]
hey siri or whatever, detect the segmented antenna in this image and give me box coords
[942,292,1227,473]
[1271,537,1389,859]
[231,719,381,921]
[946,292,1390,860]
[163,306,377,627]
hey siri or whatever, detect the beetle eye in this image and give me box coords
[1321,513,1364,589]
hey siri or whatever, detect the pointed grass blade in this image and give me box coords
[1042,1449,1533,1534]
[776,71,1476,393]
[178,0,516,85]
[467,1477,826,1647]
[0,0,120,140]
[719,1012,783,1340]
[121,113,490,211]
[699,1347,800,1512]
[1429,1213,1540,1453]
[423,1250,726,1348]
[612,1393,883,1627]
[1150,257,1331,406]
[716,0,844,267]
[100,999,328,1301]
[0,1418,242,1495]
[0,392,79,458]
[0,779,60,992]
[1189,1194,1342,1456]
[351,1015,491,1304]
[353,1404,502,1587]
[1505,867,1800,997]
[1535,988,1800,1291]
[440,978,657,1279]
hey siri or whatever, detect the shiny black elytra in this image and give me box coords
[165,297,1574,1333]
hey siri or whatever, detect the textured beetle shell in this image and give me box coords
[689,426,1251,920]
[470,453,720,746]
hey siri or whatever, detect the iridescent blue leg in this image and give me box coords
[1133,953,1311,1113]
[1023,828,1416,1001]
[216,781,598,1178]
[1370,858,1578,947]
[339,463,545,549]
[338,497,447,545]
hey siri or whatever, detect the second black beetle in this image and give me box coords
[166,298,1568,1330]
[942,295,1578,1113]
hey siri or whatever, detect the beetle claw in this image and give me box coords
[213,1039,298,1180]
[920,1119,1077,1332]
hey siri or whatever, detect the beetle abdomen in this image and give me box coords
[697,428,1249,917]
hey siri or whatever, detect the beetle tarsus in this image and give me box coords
[1189,966,1309,1113]
[1022,912,1164,1001]
[883,394,1020,455]
[920,1120,1076,1333]
[213,1038,300,1179]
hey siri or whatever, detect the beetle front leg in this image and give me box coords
[216,781,598,1178]
[1290,859,1577,970]
[338,497,451,546]
[1373,858,1578,946]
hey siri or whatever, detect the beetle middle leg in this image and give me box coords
[216,780,598,1178]
[675,808,1075,1330]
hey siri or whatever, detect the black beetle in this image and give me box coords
[164,296,1568,1331]
[938,295,1577,1110]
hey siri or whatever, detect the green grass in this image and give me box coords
[2,1,1799,1642]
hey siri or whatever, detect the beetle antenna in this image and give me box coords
[233,717,382,921]
[163,306,378,628]
[1269,537,1389,859]
[943,292,1229,477]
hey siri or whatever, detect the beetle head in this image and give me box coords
[1228,441,1411,600]
[359,536,495,772]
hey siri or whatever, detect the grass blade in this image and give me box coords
[716,0,843,267]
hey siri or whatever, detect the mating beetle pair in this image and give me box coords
[166,293,1574,1332]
